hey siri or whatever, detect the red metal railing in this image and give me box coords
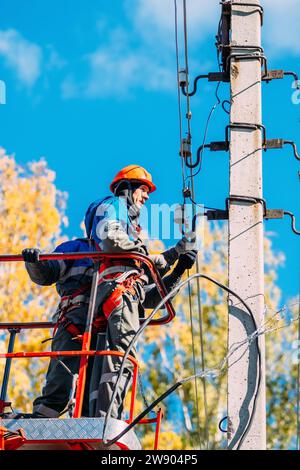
[0,252,172,450]
[0,329,161,450]
[0,346,139,422]
[0,251,176,325]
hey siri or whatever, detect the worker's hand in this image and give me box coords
[22,248,41,263]
[175,234,196,255]
[174,250,198,276]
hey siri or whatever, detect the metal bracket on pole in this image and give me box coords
[180,68,299,97]
[224,45,268,77]
[205,201,300,235]
[179,71,229,97]
[264,209,300,235]
[205,196,267,221]
[218,3,265,78]
[193,123,266,167]
[218,1,231,75]
[205,209,229,221]
[226,122,266,147]
[264,209,284,220]
[262,70,300,89]
[264,139,300,161]
[195,127,300,169]
[221,1,264,26]
[226,195,267,217]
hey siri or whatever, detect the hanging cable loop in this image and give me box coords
[283,211,300,236]
[283,140,300,162]
[101,272,261,449]
[284,71,300,89]
[180,73,209,97]
[184,144,210,169]
[222,99,231,114]
[218,416,228,433]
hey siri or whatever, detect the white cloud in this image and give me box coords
[62,25,176,99]
[129,0,300,59]
[62,1,215,100]
[61,75,79,99]
[0,29,42,86]
[86,28,175,97]
[62,0,300,100]
[128,0,219,47]
[129,0,300,56]
[45,46,66,71]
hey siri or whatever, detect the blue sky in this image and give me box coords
[0,0,299,302]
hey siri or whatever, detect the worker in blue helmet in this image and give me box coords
[6,165,197,420]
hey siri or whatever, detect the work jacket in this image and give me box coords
[25,196,180,325]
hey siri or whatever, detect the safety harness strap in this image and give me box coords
[102,275,143,319]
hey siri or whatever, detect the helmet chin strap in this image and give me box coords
[114,180,141,223]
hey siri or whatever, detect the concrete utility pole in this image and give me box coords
[227,0,266,450]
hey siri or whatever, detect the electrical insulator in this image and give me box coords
[182,187,191,198]
[180,138,192,158]
[174,203,192,233]
[174,204,185,225]
[179,69,188,87]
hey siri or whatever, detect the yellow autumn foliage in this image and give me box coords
[141,220,291,449]
[0,149,67,412]
[0,148,296,450]
[142,426,184,450]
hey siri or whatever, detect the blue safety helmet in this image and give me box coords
[84,199,103,239]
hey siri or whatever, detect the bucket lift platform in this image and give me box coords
[1,417,141,450]
[0,252,175,451]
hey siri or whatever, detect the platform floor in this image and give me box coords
[1,417,141,450]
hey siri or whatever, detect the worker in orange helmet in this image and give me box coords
[18,164,197,421]
[86,164,197,419]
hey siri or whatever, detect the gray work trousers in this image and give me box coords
[33,289,143,420]
[96,290,141,420]
[33,325,101,418]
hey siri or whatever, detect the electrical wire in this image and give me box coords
[187,274,202,448]
[182,3,229,180]
[182,0,210,448]
[181,1,229,176]
[189,82,221,179]
[284,211,300,236]
[222,99,231,114]
[185,18,224,179]
[174,0,205,447]
[174,3,202,445]
[138,371,152,411]
[102,272,261,448]
[174,0,187,191]
[103,303,300,449]
[183,0,192,140]
[218,416,228,433]
[174,0,209,448]
[189,188,210,450]
[180,74,209,97]
[283,140,300,162]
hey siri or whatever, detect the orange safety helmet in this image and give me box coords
[110,164,156,193]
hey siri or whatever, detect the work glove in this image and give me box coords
[22,248,41,263]
[175,234,196,255]
[174,250,198,276]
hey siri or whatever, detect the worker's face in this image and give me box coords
[133,185,149,208]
